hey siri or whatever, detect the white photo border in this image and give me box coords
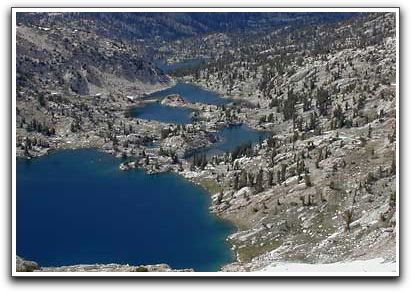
[11,7,400,277]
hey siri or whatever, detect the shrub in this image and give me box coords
[134,266,148,272]
[343,209,354,232]
[304,174,312,187]
[389,192,396,207]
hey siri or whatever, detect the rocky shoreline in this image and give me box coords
[15,84,256,272]
[15,77,397,272]
[16,256,193,273]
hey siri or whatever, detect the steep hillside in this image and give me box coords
[173,12,397,271]
[17,12,359,43]
[15,14,172,158]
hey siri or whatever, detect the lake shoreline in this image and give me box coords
[17,149,237,272]
[16,78,274,271]
[16,143,245,271]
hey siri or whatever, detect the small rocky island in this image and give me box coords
[160,94,188,107]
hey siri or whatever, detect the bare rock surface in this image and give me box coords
[16,256,193,273]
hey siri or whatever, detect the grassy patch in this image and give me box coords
[236,240,282,263]
[310,211,337,236]
[329,179,345,191]
[133,266,148,272]
[197,178,222,195]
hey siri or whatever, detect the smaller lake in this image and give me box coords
[146,82,231,106]
[135,82,231,124]
[132,102,193,125]
[188,125,268,158]
[134,82,268,157]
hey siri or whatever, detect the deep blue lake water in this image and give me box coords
[16,149,234,271]
[147,82,232,106]
[192,125,268,158]
[132,102,193,125]
[17,81,268,271]
[134,82,267,156]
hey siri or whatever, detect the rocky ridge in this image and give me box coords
[171,12,397,271]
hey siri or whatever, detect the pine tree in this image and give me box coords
[255,169,264,193]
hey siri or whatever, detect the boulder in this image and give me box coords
[16,256,40,272]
